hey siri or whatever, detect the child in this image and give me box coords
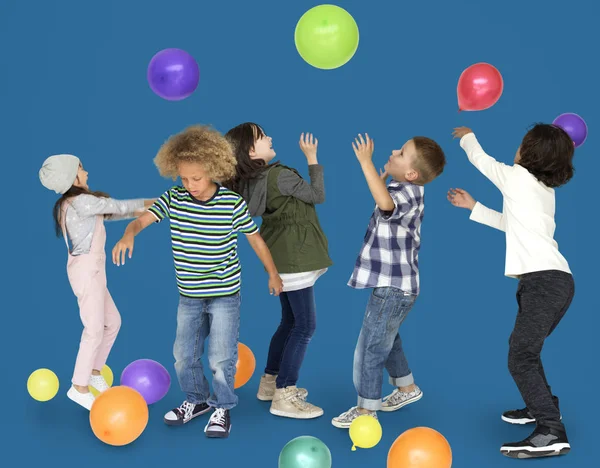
[112,125,283,438]
[332,133,446,428]
[39,154,154,410]
[224,123,332,419]
[448,124,575,458]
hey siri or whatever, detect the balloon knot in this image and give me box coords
[351,445,356,451]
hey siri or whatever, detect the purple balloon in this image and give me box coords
[147,48,199,101]
[120,359,171,405]
[552,113,588,148]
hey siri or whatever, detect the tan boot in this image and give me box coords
[270,386,323,419]
[257,374,308,401]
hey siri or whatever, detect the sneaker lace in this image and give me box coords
[176,401,194,418]
[210,408,226,425]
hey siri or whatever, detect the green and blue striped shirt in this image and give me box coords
[148,185,259,298]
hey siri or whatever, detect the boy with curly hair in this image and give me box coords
[112,125,283,438]
[448,124,575,458]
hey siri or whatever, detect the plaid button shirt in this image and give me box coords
[348,181,424,295]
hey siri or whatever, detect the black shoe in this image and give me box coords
[500,426,570,459]
[501,396,560,425]
[163,401,211,426]
[204,408,231,438]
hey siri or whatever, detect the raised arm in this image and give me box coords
[448,188,505,231]
[71,194,145,218]
[277,166,325,204]
[105,199,157,221]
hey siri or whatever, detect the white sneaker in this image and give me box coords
[67,386,95,410]
[89,374,110,393]
[381,386,423,412]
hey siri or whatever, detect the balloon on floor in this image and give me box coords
[147,48,199,101]
[27,368,59,401]
[234,342,256,389]
[553,113,588,148]
[349,414,382,450]
[387,427,452,468]
[279,436,332,468]
[89,364,113,397]
[457,63,503,111]
[294,5,359,70]
[120,359,171,405]
[90,386,148,446]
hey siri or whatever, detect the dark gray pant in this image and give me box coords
[508,270,574,432]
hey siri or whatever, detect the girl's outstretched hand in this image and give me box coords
[299,133,318,164]
[268,274,284,296]
[112,234,134,266]
[452,127,473,139]
[448,188,476,210]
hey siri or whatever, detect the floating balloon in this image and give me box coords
[457,63,503,111]
[234,342,256,389]
[89,364,113,397]
[387,427,452,468]
[120,359,171,405]
[279,436,332,468]
[90,386,148,446]
[553,113,588,147]
[27,369,59,402]
[294,5,359,69]
[147,48,199,101]
[349,414,382,451]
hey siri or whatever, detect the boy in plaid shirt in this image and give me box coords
[332,133,446,428]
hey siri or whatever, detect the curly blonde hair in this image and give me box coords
[154,125,237,182]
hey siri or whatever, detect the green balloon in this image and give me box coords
[294,5,359,70]
[279,436,332,468]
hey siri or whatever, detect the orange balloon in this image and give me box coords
[234,342,256,389]
[89,386,149,446]
[388,427,452,468]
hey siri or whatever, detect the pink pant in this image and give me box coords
[67,255,121,386]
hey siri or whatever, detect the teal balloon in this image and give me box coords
[279,436,332,468]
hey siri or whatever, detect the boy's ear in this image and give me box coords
[405,169,419,182]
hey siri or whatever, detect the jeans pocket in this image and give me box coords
[372,287,388,300]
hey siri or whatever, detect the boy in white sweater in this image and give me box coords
[448,124,575,459]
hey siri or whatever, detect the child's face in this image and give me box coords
[74,163,89,189]
[249,132,276,163]
[385,139,419,182]
[178,161,215,199]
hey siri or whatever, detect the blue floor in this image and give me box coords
[5,0,599,466]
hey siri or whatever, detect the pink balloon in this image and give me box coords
[458,63,504,111]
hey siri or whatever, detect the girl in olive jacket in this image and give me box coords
[225,123,332,420]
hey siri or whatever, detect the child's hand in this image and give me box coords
[112,234,134,265]
[299,133,318,164]
[379,169,388,180]
[269,274,284,296]
[447,188,476,210]
[452,127,473,139]
[352,133,374,165]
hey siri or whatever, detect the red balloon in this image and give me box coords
[457,63,504,111]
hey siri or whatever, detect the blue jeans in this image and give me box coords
[173,293,240,409]
[353,287,417,411]
[264,287,317,388]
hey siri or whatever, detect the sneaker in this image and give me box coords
[502,397,561,425]
[381,386,423,412]
[204,408,231,438]
[67,386,95,410]
[269,387,323,419]
[257,374,308,401]
[88,374,110,393]
[163,401,211,426]
[500,426,570,458]
[331,406,378,429]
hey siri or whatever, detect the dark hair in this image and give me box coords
[517,123,575,188]
[412,137,446,185]
[52,186,109,237]
[223,122,275,193]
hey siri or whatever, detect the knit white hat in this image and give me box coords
[39,154,81,194]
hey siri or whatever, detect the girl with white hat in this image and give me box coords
[39,154,155,410]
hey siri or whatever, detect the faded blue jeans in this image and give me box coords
[353,287,417,411]
[173,293,240,410]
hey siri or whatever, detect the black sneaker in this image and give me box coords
[163,401,210,426]
[502,397,561,425]
[501,426,570,458]
[204,408,231,438]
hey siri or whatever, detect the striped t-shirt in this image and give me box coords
[148,185,259,298]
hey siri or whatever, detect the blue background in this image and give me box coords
[3,0,597,466]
